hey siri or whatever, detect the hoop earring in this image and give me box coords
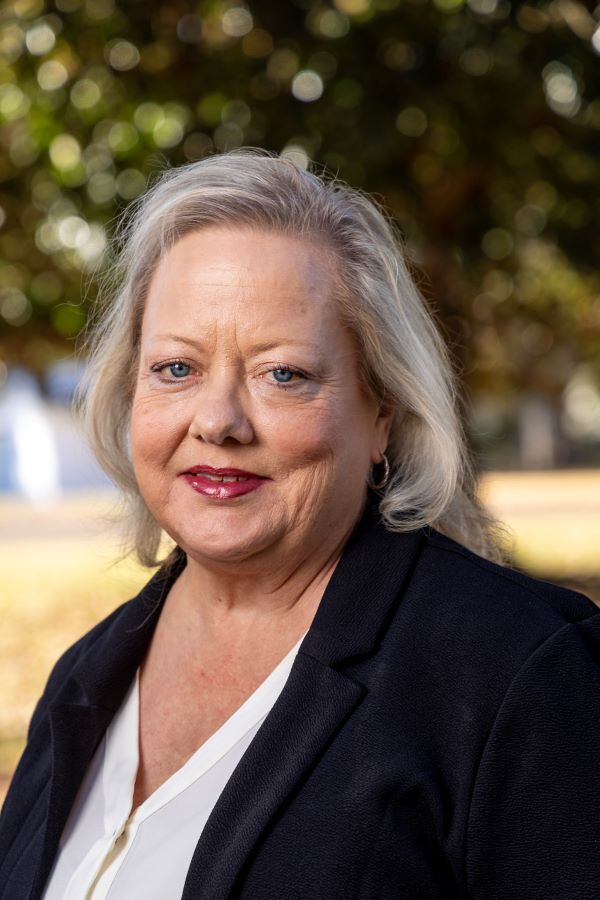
[367,453,390,491]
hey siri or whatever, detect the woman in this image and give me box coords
[1,149,599,900]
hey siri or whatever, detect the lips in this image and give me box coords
[188,471,250,483]
[181,466,264,480]
[180,466,268,500]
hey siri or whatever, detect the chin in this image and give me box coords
[173,519,280,566]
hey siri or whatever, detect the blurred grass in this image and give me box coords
[481,470,600,585]
[0,541,147,736]
[1,471,599,803]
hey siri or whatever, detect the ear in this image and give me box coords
[371,402,394,463]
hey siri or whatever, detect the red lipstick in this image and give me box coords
[180,465,268,500]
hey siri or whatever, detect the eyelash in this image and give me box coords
[150,360,193,382]
[149,360,308,388]
[266,364,307,388]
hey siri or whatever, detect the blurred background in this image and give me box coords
[1,0,599,799]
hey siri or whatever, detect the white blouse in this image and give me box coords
[42,633,306,900]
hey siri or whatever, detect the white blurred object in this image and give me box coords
[0,367,60,501]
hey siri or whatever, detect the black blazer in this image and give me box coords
[2,503,600,899]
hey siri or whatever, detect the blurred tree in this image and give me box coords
[0,0,599,460]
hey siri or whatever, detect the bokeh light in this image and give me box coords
[105,39,140,71]
[37,60,69,91]
[1,288,32,326]
[221,6,253,38]
[291,70,324,102]
[543,62,581,118]
[70,78,102,110]
[25,21,57,56]
[48,134,82,170]
[396,107,428,137]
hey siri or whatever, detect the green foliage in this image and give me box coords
[0,0,599,403]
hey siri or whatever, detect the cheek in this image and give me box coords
[259,402,349,470]
[130,397,181,469]
[129,402,154,465]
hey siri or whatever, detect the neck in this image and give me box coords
[167,514,361,641]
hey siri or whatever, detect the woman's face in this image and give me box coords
[130,226,392,568]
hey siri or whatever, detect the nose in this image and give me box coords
[187,370,254,446]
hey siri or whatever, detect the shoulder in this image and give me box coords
[26,598,132,738]
[381,525,600,720]
[26,555,183,736]
[419,526,596,625]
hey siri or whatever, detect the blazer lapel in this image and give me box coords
[29,704,113,900]
[183,501,425,899]
[182,654,365,899]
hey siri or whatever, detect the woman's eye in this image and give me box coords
[159,362,191,379]
[268,367,305,385]
[272,368,295,383]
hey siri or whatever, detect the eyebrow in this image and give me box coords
[151,334,323,355]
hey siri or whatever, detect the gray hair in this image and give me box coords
[78,148,504,566]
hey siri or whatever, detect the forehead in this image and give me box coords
[141,226,343,339]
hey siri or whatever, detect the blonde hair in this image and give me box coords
[79,148,505,566]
